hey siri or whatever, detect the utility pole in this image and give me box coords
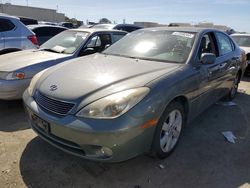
[26,0,28,6]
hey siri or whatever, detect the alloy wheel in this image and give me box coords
[160,109,182,153]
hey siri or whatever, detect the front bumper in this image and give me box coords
[0,79,31,100]
[23,90,157,162]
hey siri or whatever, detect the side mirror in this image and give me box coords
[79,48,95,56]
[201,53,216,65]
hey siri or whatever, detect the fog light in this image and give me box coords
[83,145,113,159]
[95,147,113,158]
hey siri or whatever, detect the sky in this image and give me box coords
[5,0,250,32]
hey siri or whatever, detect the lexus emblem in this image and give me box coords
[49,85,58,91]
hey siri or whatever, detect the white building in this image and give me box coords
[0,3,65,22]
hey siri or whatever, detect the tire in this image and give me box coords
[227,73,240,101]
[151,101,185,159]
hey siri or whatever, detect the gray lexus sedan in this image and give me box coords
[0,28,127,100]
[23,27,246,162]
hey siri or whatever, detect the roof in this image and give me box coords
[231,33,250,37]
[70,28,128,34]
[0,13,19,20]
[92,23,143,29]
[27,24,67,30]
[142,26,223,33]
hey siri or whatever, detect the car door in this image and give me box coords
[214,32,238,98]
[193,32,223,113]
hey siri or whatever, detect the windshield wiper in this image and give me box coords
[102,53,138,59]
[40,48,61,53]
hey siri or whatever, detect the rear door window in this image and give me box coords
[112,33,126,43]
[215,32,234,56]
[0,19,15,32]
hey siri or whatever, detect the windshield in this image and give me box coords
[41,30,89,54]
[231,36,250,47]
[103,30,196,63]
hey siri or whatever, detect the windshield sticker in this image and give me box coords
[75,32,88,38]
[51,45,66,53]
[172,32,194,38]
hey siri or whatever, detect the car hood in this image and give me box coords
[38,54,182,101]
[0,49,70,72]
[240,47,250,54]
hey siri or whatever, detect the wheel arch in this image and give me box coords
[168,95,189,121]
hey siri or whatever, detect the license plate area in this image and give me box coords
[31,114,50,133]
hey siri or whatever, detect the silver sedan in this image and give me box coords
[0,28,127,100]
[23,27,247,162]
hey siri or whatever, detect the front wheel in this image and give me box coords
[151,101,185,159]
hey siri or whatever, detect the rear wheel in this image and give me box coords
[152,101,185,158]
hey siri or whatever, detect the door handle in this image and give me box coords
[208,70,213,77]
[219,63,226,69]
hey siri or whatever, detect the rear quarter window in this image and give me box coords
[0,18,15,32]
[216,32,234,56]
[112,33,126,43]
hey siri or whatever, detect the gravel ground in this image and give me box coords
[0,77,250,188]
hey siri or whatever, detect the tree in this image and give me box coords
[65,16,83,27]
[99,18,112,24]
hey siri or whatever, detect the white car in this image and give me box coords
[231,33,250,73]
[0,13,38,55]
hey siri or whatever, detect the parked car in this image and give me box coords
[18,16,38,25]
[59,22,75,29]
[0,13,38,55]
[23,27,247,162]
[231,34,250,73]
[0,28,127,100]
[38,21,58,26]
[28,25,68,45]
[92,24,143,32]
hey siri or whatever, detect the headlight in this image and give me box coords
[3,72,25,80]
[28,69,47,96]
[76,87,150,119]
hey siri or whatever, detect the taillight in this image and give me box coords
[28,35,38,46]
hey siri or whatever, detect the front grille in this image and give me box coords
[34,91,75,116]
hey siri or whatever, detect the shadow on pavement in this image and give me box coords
[19,93,250,188]
[0,100,30,132]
